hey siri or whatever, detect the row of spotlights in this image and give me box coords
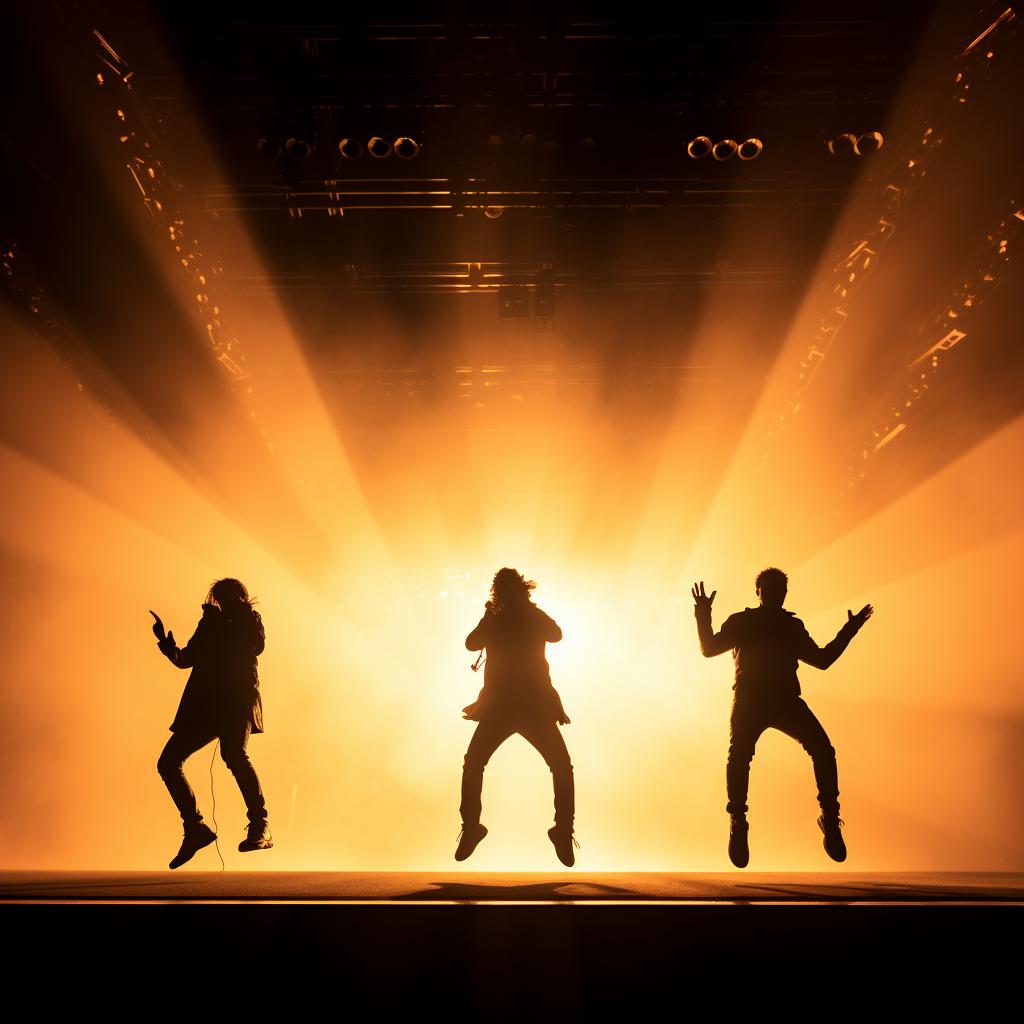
[340,137,420,160]
[828,132,884,155]
[687,137,763,160]
[257,137,422,160]
[257,137,313,160]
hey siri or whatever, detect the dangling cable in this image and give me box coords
[209,740,225,873]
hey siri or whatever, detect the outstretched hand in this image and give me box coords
[150,611,173,647]
[848,604,873,628]
[691,581,716,614]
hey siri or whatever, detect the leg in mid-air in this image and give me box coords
[725,704,769,868]
[218,722,272,853]
[156,730,219,869]
[457,718,517,860]
[518,718,576,866]
[772,699,845,861]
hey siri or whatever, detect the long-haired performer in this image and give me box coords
[693,568,872,868]
[457,568,576,866]
[150,578,272,869]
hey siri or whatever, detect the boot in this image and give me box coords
[238,820,273,853]
[728,815,749,868]
[169,821,217,870]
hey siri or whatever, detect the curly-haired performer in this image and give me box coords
[693,569,872,868]
[151,578,272,869]
[457,568,576,866]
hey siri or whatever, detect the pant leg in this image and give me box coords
[771,699,840,815]
[520,716,577,827]
[517,718,575,828]
[157,730,217,826]
[460,718,517,825]
[727,702,770,816]
[218,721,267,825]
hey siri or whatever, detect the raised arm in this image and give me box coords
[536,608,563,643]
[158,631,195,669]
[799,604,873,669]
[155,606,216,669]
[692,581,734,658]
[466,611,491,652]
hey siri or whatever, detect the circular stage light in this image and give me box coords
[339,138,364,159]
[737,138,763,160]
[687,136,712,158]
[367,137,393,158]
[286,137,313,160]
[828,134,856,155]
[394,137,420,159]
[257,137,282,159]
[520,134,538,149]
[488,134,504,150]
[712,139,738,161]
[484,206,504,219]
[854,131,884,155]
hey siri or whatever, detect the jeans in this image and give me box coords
[727,697,839,817]
[157,721,267,827]
[461,714,575,828]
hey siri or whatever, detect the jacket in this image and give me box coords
[462,603,570,724]
[695,603,860,702]
[159,603,265,733]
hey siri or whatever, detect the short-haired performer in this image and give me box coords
[151,578,272,869]
[692,569,872,868]
[457,568,576,866]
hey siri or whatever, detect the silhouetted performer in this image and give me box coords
[458,568,576,866]
[151,578,272,869]
[693,569,872,868]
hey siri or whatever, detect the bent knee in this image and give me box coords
[804,740,836,759]
[220,746,251,769]
[156,754,181,778]
[727,744,756,764]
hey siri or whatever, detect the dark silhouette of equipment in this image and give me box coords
[458,568,576,866]
[692,569,872,868]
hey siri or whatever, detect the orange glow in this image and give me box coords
[1,8,1021,876]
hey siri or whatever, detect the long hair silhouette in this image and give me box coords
[485,567,536,613]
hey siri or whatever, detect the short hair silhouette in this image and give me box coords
[487,567,536,612]
[755,568,788,606]
[206,577,254,610]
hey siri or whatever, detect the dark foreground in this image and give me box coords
[3,871,1018,1012]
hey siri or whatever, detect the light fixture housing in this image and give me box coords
[687,136,712,158]
[286,137,313,160]
[828,134,857,155]
[367,137,393,158]
[339,138,364,159]
[394,137,420,159]
[737,138,763,160]
[854,131,884,155]
[712,139,738,161]
[257,137,282,159]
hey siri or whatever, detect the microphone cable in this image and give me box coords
[209,740,225,872]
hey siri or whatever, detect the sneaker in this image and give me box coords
[728,815,749,869]
[169,821,217,870]
[455,822,488,861]
[238,821,273,853]
[817,814,847,862]
[548,826,578,868]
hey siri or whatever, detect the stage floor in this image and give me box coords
[2,870,1021,903]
